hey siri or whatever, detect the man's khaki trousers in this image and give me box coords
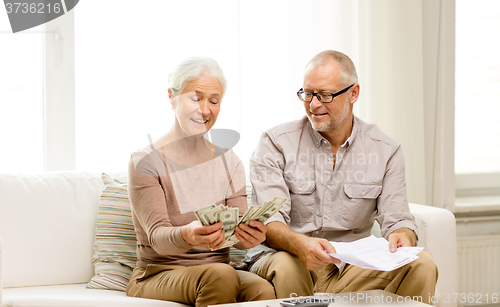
[126,263,275,307]
[249,251,438,304]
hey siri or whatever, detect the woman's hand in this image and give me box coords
[181,220,225,250]
[233,220,267,249]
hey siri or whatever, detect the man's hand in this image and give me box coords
[233,220,267,249]
[387,227,417,252]
[265,221,340,270]
[296,236,340,270]
[181,221,225,250]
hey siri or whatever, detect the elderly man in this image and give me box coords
[246,50,437,303]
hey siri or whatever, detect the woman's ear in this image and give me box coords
[168,88,176,108]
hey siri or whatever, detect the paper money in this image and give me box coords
[193,197,287,250]
[217,208,239,240]
[270,197,287,205]
[238,205,260,225]
[251,197,287,223]
[252,202,282,223]
[219,236,239,249]
[194,204,217,226]
[204,204,226,225]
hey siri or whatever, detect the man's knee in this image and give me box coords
[259,251,315,298]
[267,251,308,276]
[413,251,438,279]
[259,284,277,300]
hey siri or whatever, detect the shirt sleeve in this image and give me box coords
[375,145,418,239]
[249,132,291,225]
[128,151,193,256]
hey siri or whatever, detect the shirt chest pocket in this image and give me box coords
[285,178,316,224]
[341,183,382,230]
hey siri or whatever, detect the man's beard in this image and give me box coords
[308,99,350,133]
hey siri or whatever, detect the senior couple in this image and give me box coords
[126,51,438,307]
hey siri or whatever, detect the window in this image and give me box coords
[74,1,241,173]
[1,0,360,176]
[455,0,500,174]
[0,15,44,173]
[455,0,500,199]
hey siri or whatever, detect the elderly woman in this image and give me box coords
[126,57,275,307]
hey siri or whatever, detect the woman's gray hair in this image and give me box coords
[168,57,227,96]
[306,50,358,86]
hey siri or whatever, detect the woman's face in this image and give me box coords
[170,74,223,137]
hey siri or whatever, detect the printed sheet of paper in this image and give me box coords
[328,235,424,271]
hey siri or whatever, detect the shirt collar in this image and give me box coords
[342,115,358,148]
[306,115,358,148]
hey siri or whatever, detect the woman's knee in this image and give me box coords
[201,263,240,285]
[197,263,241,305]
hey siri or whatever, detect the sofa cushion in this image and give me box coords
[87,173,137,291]
[0,172,103,287]
[2,284,189,307]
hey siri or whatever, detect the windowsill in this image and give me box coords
[455,195,500,217]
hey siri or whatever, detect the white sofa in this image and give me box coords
[0,171,458,307]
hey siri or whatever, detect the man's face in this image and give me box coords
[303,60,352,133]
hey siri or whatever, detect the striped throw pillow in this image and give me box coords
[87,173,137,291]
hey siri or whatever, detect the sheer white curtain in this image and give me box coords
[236,0,359,171]
[356,0,455,208]
[421,0,455,210]
[357,0,427,205]
[245,0,455,208]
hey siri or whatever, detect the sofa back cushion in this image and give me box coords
[0,172,103,287]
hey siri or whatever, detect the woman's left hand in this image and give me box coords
[233,220,267,249]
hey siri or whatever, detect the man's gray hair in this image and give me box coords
[168,56,227,96]
[306,50,358,86]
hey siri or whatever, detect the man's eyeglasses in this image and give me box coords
[297,84,355,103]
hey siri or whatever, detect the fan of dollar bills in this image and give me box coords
[194,197,287,250]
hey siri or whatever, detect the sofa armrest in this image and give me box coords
[409,203,458,307]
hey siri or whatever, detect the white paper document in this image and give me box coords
[328,235,424,271]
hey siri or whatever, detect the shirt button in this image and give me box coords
[327,185,332,190]
[314,230,320,235]
[362,191,366,196]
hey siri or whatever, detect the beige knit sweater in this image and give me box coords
[128,145,247,268]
